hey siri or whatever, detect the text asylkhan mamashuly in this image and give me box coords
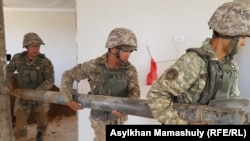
[109,129,204,138]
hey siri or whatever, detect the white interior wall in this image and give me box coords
[233,0,250,112]
[236,39,250,112]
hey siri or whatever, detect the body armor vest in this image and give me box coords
[184,48,237,105]
[16,53,45,89]
[90,64,128,120]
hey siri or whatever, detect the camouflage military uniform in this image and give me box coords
[146,38,240,124]
[61,27,140,141]
[61,53,140,139]
[147,2,250,125]
[61,53,140,102]
[6,33,54,141]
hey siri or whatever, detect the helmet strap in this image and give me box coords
[108,48,122,61]
[212,31,240,60]
[108,47,128,66]
[227,36,240,60]
[115,47,128,66]
[109,47,120,59]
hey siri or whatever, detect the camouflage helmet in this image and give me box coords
[208,2,250,36]
[23,32,45,48]
[105,27,137,51]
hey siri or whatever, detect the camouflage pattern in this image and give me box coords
[146,38,240,124]
[105,27,137,49]
[61,52,140,140]
[216,59,240,99]
[61,53,140,103]
[89,115,127,141]
[208,2,250,36]
[90,62,132,121]
[6,50,54,140]
[6,51,54,89]
[23,32,45,47]
[13,98,50,141]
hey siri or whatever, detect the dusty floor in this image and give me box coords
[11,96,78,141]
[26,115,77,141]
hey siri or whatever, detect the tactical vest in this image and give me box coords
[185,48,237,105]
[16,53,45,89]
[90,64,129,121]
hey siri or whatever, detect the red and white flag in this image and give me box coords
[146,45,158,85]
[147,58,158,85]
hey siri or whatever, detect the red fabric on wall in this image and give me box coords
[147,58,158,85]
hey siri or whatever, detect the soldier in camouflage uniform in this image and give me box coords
[60,27,140,141]
[6,32,55,141]
[147,2,250,125]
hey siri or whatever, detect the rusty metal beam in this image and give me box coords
[13,88,248,124]
[13,88,153,118]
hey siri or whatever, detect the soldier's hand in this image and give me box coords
[66,101,84,111]
[112,110,127,117]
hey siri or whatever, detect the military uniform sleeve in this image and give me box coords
[146,52,204,124]
[127,64,140,99]
[60,61,91,103]
[35,58,55,90]
[6,54,19,85]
